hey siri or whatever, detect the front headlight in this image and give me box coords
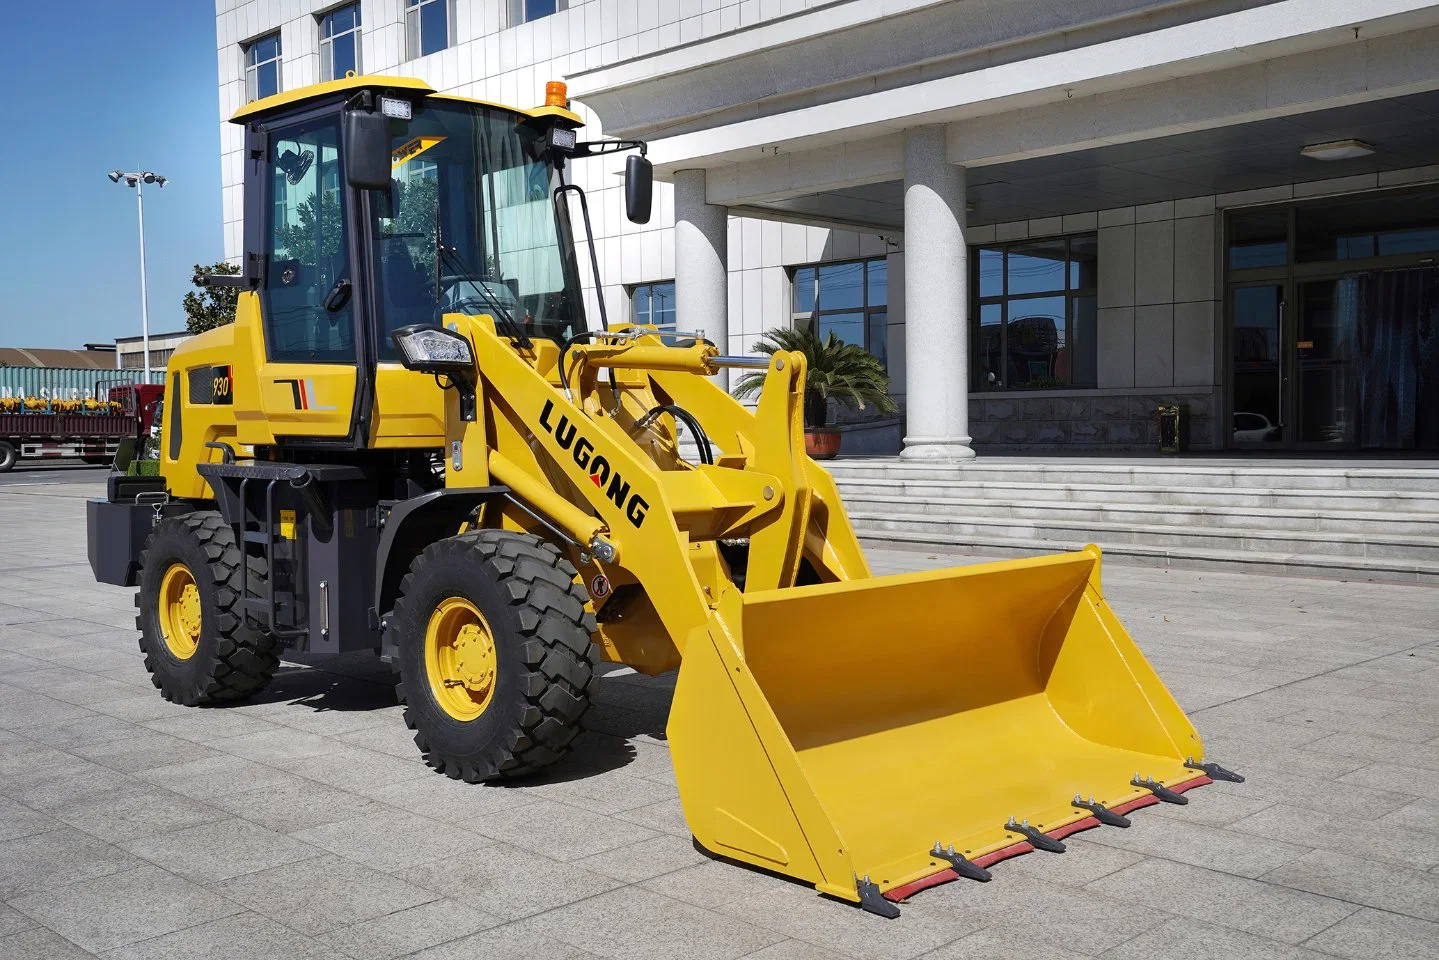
[391,324,475,373]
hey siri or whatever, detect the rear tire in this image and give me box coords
[135,511,280,705]
[81,456,112,466]
[392,530,595,782]
[0,441,16,473]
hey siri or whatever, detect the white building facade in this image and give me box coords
[216,0,1439,456]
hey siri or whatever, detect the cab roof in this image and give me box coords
[228,74,582,126]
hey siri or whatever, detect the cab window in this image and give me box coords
[263,117,354,363]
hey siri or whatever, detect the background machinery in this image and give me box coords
[87,75,1237,915]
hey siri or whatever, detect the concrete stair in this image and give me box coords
[824,457,1439,584]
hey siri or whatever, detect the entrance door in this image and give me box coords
[1230,283,1287,445]
[1293,278,1357,446]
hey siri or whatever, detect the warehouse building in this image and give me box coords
[215,0,1439,458]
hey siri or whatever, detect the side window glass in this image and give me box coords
[264,119,353,363]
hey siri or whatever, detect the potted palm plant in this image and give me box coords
[732,326,897,459]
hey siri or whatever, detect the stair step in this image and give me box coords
[836,492,1439,535]
[845,510,1439,562]
[832,477,1439,513]
[825,460,1439,493]
[853,530,1439,585]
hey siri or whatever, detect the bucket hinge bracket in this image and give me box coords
[1186,757,1245,783]
[1133,775,1188,805]
[856,876,899,919]
[1004,817,1066,853]
[930,842,992,881]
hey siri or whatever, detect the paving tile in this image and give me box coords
[1302,906,1439,960]
[464,797,658,861]
[210,728,338,763]
[918,927,1092,959]
[742,941,861,960]
[99,911,332,960]
[0,794,60,842]
[0,926,97,959]
[119,818,323,883]
[1087,858,1356,944]
[1228,802,1439,870]
[136,754,310,800]
[143,710,283,744]
[519,885,785,960]
[1002,835,1145,887]
[572,832,710,883]
[5,762,138,812]
[639,859,798,910]
[1103,916,1337,960]
[8,864,242,954]
[69,732,223,773]
[393,840,623,921]
[0,901,37,937]
[1264,849,1439,923]
[404,923,594,960]
[366,775,537,821]
[213,854,438,936]
[275,746,432,795]
[0,825,144,898]
[12,713,145,749]
[1082,809,1310,879]
[1379,795,1439,834]
[291,810,490,872]
[49,784,227,844]
[612,798,693,838]
[1143,786,1275,827]
[210,779,382,834]
[318,898,502,960]
[1308,732,1439,772]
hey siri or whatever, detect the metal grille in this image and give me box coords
[187,367,214,404]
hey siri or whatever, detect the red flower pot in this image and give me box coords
[804,428,841,459]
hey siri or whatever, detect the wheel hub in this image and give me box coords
[157,562,201,660]
[424,597,498,721]
[451,623,496,693]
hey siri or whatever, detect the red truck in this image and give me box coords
[0,382,163,473]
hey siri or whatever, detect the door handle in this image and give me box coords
[1276,299,1286,428]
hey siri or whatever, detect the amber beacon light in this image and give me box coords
[545,80,568,107]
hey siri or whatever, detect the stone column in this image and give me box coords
[673,169,730,387]
[900,126,975,460]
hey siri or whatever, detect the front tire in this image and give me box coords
[393,530,595,782]
[135,512,280,705]
[0,441,16,473]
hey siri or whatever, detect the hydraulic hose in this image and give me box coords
[635,404,714,465]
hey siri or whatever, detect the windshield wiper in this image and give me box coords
[434,231,532,350]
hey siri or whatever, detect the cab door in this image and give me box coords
[238,109,363,444]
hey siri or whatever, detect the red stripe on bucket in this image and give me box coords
[882,775,1215,903]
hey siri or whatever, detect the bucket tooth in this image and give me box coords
[1186,757,1245,783]
[1005,817,1066,853]
[1072,794,1131,828]
[1133,775,1189,805]
[856,876,900,919]
[931,842,992,882]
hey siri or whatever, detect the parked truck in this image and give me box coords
[0,370,161,472]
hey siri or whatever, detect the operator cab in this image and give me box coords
[226,75,650,449]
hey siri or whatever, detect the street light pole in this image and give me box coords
[108,170,168,383]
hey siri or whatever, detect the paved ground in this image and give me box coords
[2,477,1438,960]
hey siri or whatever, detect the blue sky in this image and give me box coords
[1,2,223,349]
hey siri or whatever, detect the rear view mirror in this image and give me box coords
[625,155,653,224]
[344,108,391,190]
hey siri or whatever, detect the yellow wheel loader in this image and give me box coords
[86,75,1240,917]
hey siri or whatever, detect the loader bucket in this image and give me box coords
[668,546,1206,907]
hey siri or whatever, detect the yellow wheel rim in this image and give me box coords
[425,597,498,721]
[157,562,202,660]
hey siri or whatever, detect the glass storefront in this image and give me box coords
[1226,189,1439,451]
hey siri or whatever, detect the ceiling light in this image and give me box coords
[1300,139,1375,161]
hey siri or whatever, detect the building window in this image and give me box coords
[631,281,676,331]
[974,234,1097,390]
[320,4,362,81]
[244,33,282,101]
[406,0,452,59]
[508,0,567,25]
[790,258,889,365]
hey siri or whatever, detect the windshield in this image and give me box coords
[373,99,584,357]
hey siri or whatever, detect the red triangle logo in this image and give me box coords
[589,473,603,487]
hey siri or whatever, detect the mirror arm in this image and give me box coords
[571,138,647,158]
